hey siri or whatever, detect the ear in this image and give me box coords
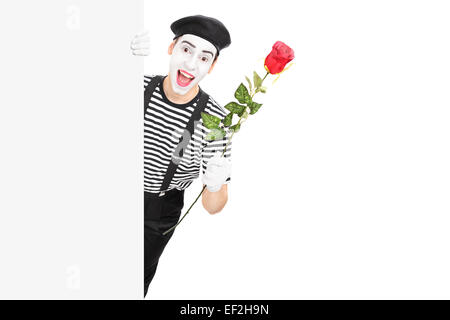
[168,41,176,55]
[208,59,218,74]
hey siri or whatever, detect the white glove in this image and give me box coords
[202,153,232,192]
[130,30,150,56]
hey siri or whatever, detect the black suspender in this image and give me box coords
[144,75,164,116]
[144,75,210,195]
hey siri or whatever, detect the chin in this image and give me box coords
[172,84,191,96]
[171,79,199,96]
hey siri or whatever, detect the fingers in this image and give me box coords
[135,29,149,38]
[132,30,150,44]
[206,152,224,164]
[132,35,150,45]
[202,172,228,191]
[130,43,150,50]
[202,153,231,190]
[131,35,150,48]
[131,30,150,56]
[205,160,231,179]
[132,49,151,56]
[130,42,150,56]
[130,41,150,50]
[208,157,231,168]
[207,166,223,175]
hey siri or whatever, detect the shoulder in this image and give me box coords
[144,74,156,81]
[144,74,163,86]
[144,74,155,88]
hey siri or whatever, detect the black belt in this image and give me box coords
[144,188,182,199]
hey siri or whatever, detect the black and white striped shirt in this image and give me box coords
[144,75,232,194]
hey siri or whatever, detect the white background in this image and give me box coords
[145,0,450,299]
[0,0,448,300]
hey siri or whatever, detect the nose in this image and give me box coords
[184,55,196,71]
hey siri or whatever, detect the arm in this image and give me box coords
[202,184,228,214]
[201,152,231,215]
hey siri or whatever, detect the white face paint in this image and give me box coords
[168,34,217,95]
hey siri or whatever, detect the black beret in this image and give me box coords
[170,15,231,56]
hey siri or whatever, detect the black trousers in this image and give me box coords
[144,188,185,297]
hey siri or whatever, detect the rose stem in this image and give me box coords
[162,184,205,236]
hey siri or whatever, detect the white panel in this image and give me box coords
[0,0,143,299]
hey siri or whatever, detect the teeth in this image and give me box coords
[179,70,194,79]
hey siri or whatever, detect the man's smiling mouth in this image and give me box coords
[176,69,195,87]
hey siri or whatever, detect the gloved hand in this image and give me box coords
[202,153,232,192]
[130,30,150,56]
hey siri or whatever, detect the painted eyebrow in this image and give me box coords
[181,40,214,58]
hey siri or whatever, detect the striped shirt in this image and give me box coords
[144,75,232,194]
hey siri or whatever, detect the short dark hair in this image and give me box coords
[173,37,218,63]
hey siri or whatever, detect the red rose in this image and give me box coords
[264,41,295,75]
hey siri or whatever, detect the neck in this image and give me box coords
[163,75,199,104]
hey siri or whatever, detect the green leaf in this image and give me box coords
[235,83,252,104]
[223,113,233,127]
[224,102,246,115]
[230,123,241,133]
[201,112,221,129]
[205,128,226,141]
[224,102,234,112]
[253,71,262,88]
[245,76,253,91]
[260,86,267,93]
[248,101,262,115]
